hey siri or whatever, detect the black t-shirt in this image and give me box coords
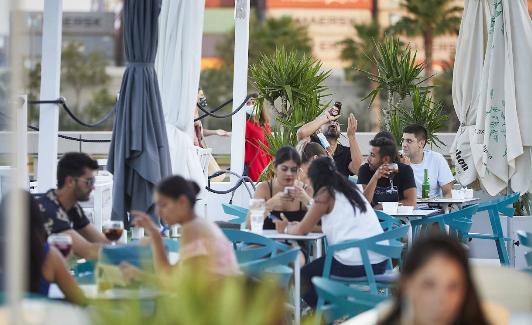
[36,189,91,235]
[310,135,352,177]
[357,162,416,206]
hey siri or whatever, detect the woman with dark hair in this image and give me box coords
[344,234,494,325]
[0,192,85,304]
[248,146,314,231]
[120,176,239,280]
[379,234,490,325]
[295,140,327,189]
[275,157,387,307]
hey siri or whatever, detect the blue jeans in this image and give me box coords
[301,257,387,307]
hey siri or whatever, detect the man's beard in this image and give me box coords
[324,128,340,139]
[75,188,91,202]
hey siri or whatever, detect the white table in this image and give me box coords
[386,209,441,245]
[417,197,479,212]
[389,209,441,218]
[49,283,160,301]
[261,230,326,258]
[260,230,326,325]
[0,299,91,325]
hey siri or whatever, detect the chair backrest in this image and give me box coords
[222,229,287,263]
[222,203,248,224]
[323,225,409,281]
[313,277,387,321]
[477,192,520,217]
[443,204,478,241]
[415,204,478,241]
[99,243,154,269]
[239,247,300,276]
[517,231,532,269]
[375,210,402,231]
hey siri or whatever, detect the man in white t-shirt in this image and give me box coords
[401,124,454,198]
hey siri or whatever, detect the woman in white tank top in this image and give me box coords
[274,157,388,308]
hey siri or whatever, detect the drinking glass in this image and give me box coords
[102,221,124,245]
[47,233,72,257]
[249,199,265,234]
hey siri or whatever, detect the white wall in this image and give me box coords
[18,0,92,11]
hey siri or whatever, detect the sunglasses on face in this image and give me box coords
[76,177,96,187]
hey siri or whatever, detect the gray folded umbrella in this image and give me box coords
[108,0,171,224]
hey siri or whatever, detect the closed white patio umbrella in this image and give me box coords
[475,0,532,195]
[450,0,488,186]
[155,0,206,188]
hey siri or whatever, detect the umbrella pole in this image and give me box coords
[229,0,250,197]
[36,0,63,192]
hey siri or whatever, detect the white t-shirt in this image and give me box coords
[321,191,387,266]
[410,150,454,198]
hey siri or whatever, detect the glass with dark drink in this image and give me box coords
[103,221,124,245]
[47,233,73,257]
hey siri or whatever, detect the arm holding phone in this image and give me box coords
[296,109,340,141]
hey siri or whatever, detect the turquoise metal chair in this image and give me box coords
[239,247,300,277]
[222,229,289,262]
[410,204,479,242]
[517,230,532,272]
[321,225,410,295]
[222,203,248,224]
[466,193,520,265]
[313,277,387,324]
[375,210,402,232]
[222,229,294,287]
[72,259,97,284]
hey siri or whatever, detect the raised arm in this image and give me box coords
[296,110,339,141]
[346,113,363,174]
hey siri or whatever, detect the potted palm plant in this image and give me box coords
[389,88,447,148]
[249,47,331,179]
[357,37,430,130]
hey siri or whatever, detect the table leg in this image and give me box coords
[316,239,323,258]
[294,255,301,325]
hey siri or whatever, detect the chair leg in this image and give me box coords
[314,298,324,325]
[488,209,510,265]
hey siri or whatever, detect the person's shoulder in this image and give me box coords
[398,162,413,171]
[358,163,370,172]
[425,149,445,159]
[337,143,350,153]
[255,181,270,193]
[36,191,59,215]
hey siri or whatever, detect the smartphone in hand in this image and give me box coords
[329,101,342,117]
[284,186,296,196]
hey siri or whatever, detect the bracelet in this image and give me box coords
[284,225,289,234]
[306,199,314,210]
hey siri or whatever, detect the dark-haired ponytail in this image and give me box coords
[308,157,367,214]
[156,176,200,208]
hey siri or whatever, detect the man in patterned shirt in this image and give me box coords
[37,152,109,259]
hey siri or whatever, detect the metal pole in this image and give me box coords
[7,1,28,323]
[230,0,250,193]
[36,0,63,192]
[16,95,28,189]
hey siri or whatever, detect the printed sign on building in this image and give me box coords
[268,9,372,68]
[268,0,372,9]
